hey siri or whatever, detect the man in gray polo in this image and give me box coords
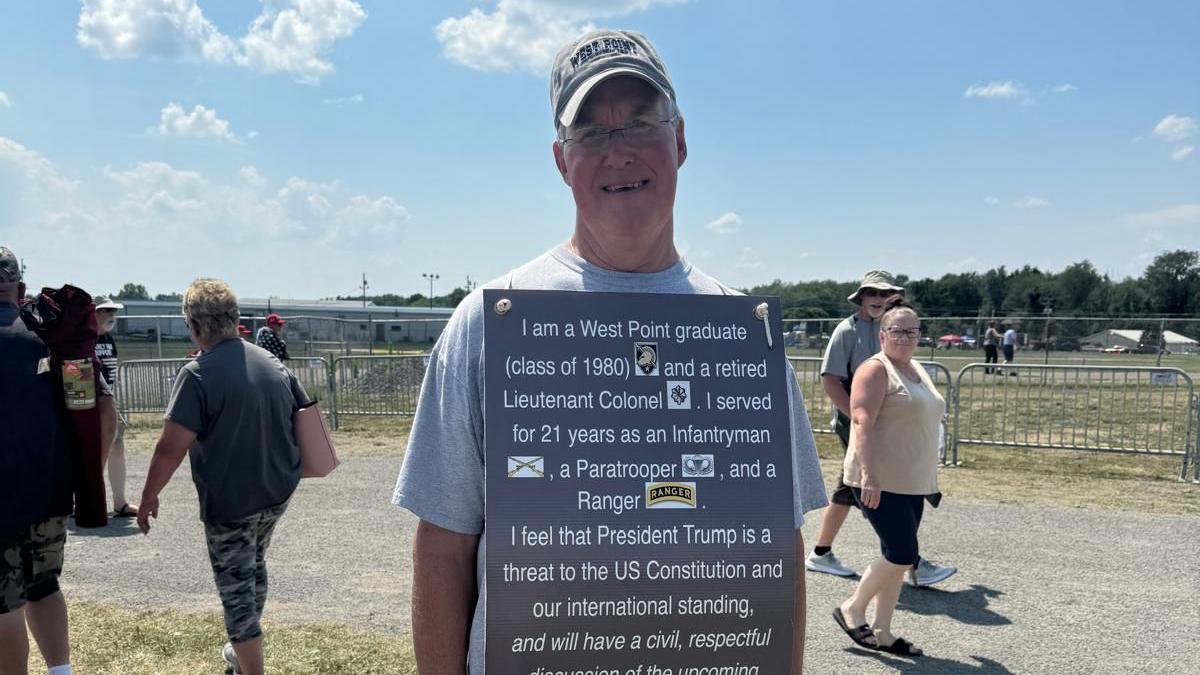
[392,29,827,674]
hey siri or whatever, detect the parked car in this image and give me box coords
[1102,346,1130,354]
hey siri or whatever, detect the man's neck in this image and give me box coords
[856,308,876,322]
[568,226,679,274]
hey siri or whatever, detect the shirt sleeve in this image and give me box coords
[164,368,205,435]
[820,320,851,379]
[786,372,829,527]
[392,295,486,535]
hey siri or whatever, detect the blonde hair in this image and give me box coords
[182,278,240,342]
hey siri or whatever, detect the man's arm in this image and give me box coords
[136,419,196,534]
[820,373,851,417]
[412,520,479,674]
[792,529,806,674]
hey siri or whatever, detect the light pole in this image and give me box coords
[422,273,439,311]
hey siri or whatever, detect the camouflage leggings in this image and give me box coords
[204,502,288,643]
[0,517,67,614]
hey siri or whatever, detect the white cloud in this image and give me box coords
[1050,83,1078,93]
[705,211,742,235]
[1170,145,1194,161]
[1013,196,1050,209]
[238,0,367,84]
[239,165,266,188]
[1152,114,1197,142]
[3,137,407,247]
[0,137,78,193]
[435,0,684,73]
[735,246,762,270]
[1128,204,1200,228]
[322,93,365,106]
[151,103,239,142]
[964,80,1028,100]
[0,91,11,108]
[983,196,1000,206]
[76,0,365,84]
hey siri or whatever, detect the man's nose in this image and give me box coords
[602,131,637,167]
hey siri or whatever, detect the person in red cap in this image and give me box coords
[254,314,289,362]
[238,325,252,339]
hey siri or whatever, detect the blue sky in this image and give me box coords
[1,0,1197,300]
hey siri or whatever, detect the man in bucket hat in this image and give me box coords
[805,270,958,587]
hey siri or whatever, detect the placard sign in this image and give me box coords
[484,290,795,674]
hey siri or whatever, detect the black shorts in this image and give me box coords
[829,431,857,506]
[850,489,925,566]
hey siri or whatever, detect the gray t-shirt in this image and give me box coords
[392,245,828,675]
[165,337,307,524]
[820,313,880,381]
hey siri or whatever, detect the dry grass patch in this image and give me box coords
[28,600,415,674]
[813,435,1200,516]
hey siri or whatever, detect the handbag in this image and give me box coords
[294,402,339,478]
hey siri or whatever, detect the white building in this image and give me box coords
[115,298,455,346]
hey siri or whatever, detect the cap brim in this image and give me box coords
[558,67,673,128]
[848,284,905,305]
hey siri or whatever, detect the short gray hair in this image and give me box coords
[182,278,240,343]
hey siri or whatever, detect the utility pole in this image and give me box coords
[423,272,439,311]
[466,275,475,293]
[360,273,369,309]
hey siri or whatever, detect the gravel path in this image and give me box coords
[63,455,1199,673]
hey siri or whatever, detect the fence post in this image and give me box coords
[951,366,963,466]
[329,355,339,431]
[155,318,162,358]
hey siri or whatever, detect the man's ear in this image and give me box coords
[552,141,571,186]
[675,117,688,168]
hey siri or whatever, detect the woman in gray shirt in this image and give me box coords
[138,278,306,675]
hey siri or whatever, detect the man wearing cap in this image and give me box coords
[805,271,957,588]
[0,247,76,675]
[255,314,289,362]
[94,295,138,518]
[392,30,827,673]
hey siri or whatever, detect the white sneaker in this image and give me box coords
[805,551,856,577]
[222,642,242,675]
[909,559,958,587]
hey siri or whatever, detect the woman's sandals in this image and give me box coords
[834,608,924,657]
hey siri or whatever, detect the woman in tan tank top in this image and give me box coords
[832,297,943,657]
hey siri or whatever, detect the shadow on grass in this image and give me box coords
[846,647,1015,674]
[897,583,1010,626]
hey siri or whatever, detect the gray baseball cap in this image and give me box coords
[550,29,676,128]
[0,247,20,283]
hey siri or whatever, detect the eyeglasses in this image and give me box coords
[862,288,897,298]
[885,328,920,340]
[561,115,678,153]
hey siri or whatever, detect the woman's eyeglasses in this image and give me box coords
[884,328,920,340]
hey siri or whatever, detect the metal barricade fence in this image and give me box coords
[330,355,429,429]
[118,356,333,416]
[116,358,192,413]
[951,363,1197,479]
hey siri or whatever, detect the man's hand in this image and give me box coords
[137,496,159,534]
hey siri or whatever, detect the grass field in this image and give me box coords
[30,414,1197,673]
